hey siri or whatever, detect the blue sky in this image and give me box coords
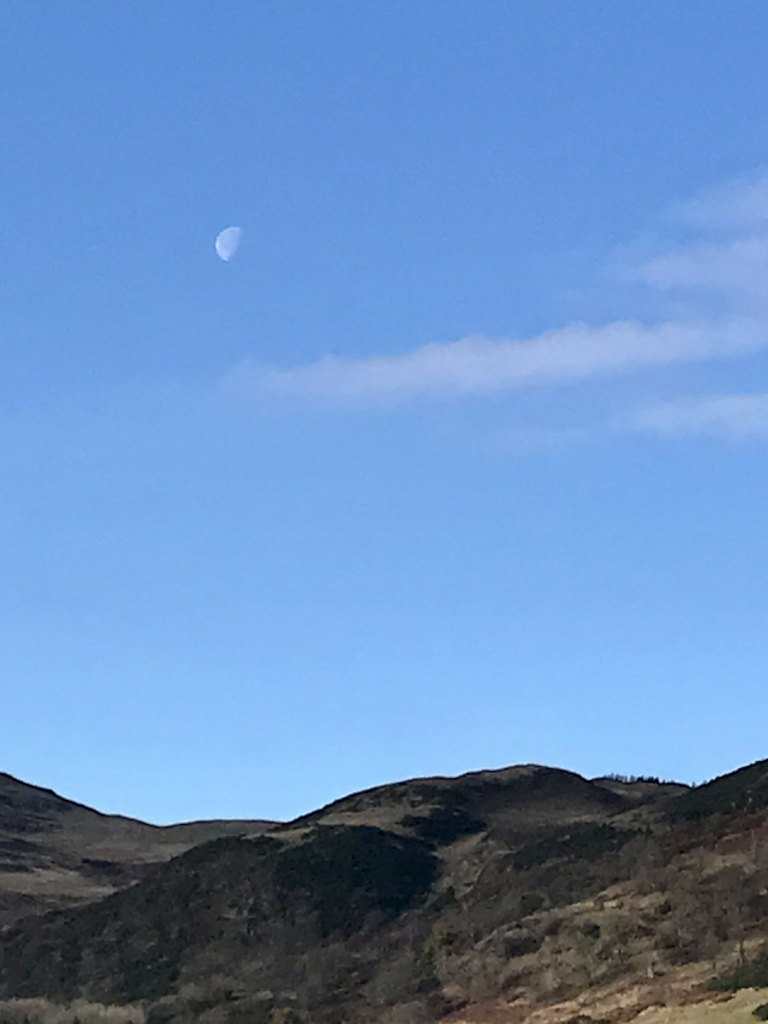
[3,2,768,822]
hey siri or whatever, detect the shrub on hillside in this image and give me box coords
[274,826,439,937]
[402,806,485,845]
[707,954,768,991]
[513,825,633,871]
[670,760,768,822]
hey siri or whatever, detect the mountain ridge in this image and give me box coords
[1,760,767,1024]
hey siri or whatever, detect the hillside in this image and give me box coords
[0,772,275,926]
[2,762,768,1024]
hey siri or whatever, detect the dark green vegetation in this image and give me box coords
[274,826,438,937]
[669,760,768,821]
[401,805,485,845]
[708,954,768,992]
[2,760,768,1024]
[0,826,437,1005]
[512,824,633,871]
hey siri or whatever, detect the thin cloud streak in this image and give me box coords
[634,171,768,311]
[636,238,768,304]
[677,171,768,231]
[630,392,768,438]
[229,317,767,404]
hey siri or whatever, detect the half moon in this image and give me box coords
[215,226,241,261]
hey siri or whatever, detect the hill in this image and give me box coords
[3,762,768,1024]
[0,771,275,926]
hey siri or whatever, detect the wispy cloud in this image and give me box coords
[635,237,768,306]
[675,170,768,231]
[229,317,767,404]
[630,392,768,438]
[225,172,768,407]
